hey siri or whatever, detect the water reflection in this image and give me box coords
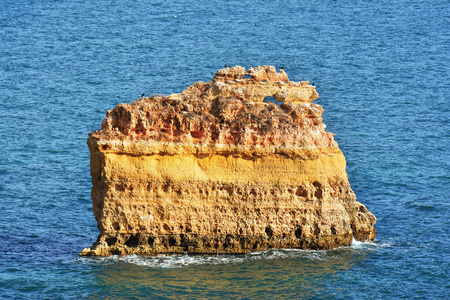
[85,242,379,299]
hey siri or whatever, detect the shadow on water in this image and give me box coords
[83,242,378,299]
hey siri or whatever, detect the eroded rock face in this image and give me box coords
[80,65,376,256]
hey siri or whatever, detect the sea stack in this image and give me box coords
[80,65,376,256]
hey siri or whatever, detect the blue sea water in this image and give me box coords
[0,0,449,298]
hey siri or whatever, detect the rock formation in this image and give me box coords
[80,65,376,256]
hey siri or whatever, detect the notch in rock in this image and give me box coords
[263,96,282,106]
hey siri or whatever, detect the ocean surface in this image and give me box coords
[1,0,449,298]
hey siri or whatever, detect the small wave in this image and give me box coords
[410,203,436,211]
[78,246,378,269]
[79,253,249,269]
[121,253,247,269]
[350,238,392,249]
[350,238,375,248]
[78,249,326,268]
[78,239,393,269]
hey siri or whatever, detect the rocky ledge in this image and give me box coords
[80,65,376,256]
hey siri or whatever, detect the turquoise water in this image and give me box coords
[1,0,449,298]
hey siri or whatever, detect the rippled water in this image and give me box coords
[1,0,449,298]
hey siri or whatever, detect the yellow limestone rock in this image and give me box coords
[80,65,376,256]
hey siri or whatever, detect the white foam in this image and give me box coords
[78,240,392,269]
[350,238,392,249]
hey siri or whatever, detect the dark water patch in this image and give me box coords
[405,201,437,212]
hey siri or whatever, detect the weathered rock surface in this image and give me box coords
[80,65,376,256]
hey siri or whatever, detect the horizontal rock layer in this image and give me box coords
[80,65,376,256]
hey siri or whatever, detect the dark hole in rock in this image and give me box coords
[314,224,320,235]
[148,236,155,246]
[223,234,234,248]
[313,181,323,199]
[115,183,125,192]
[173,129,183,137]
[295,227,303,239]
[263,96,282,106]
[296,187,308,198]
[168,236,176,247]
[190,130,204,139]
[331,225,337,235]
[105,237,117,246]
[111,249,122,255]
[101,145,110,151]
[265,226,273,238]
[253,242,258,250]
[314,188,323,199]
[124,234,140,248]
[133,127,146,135]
